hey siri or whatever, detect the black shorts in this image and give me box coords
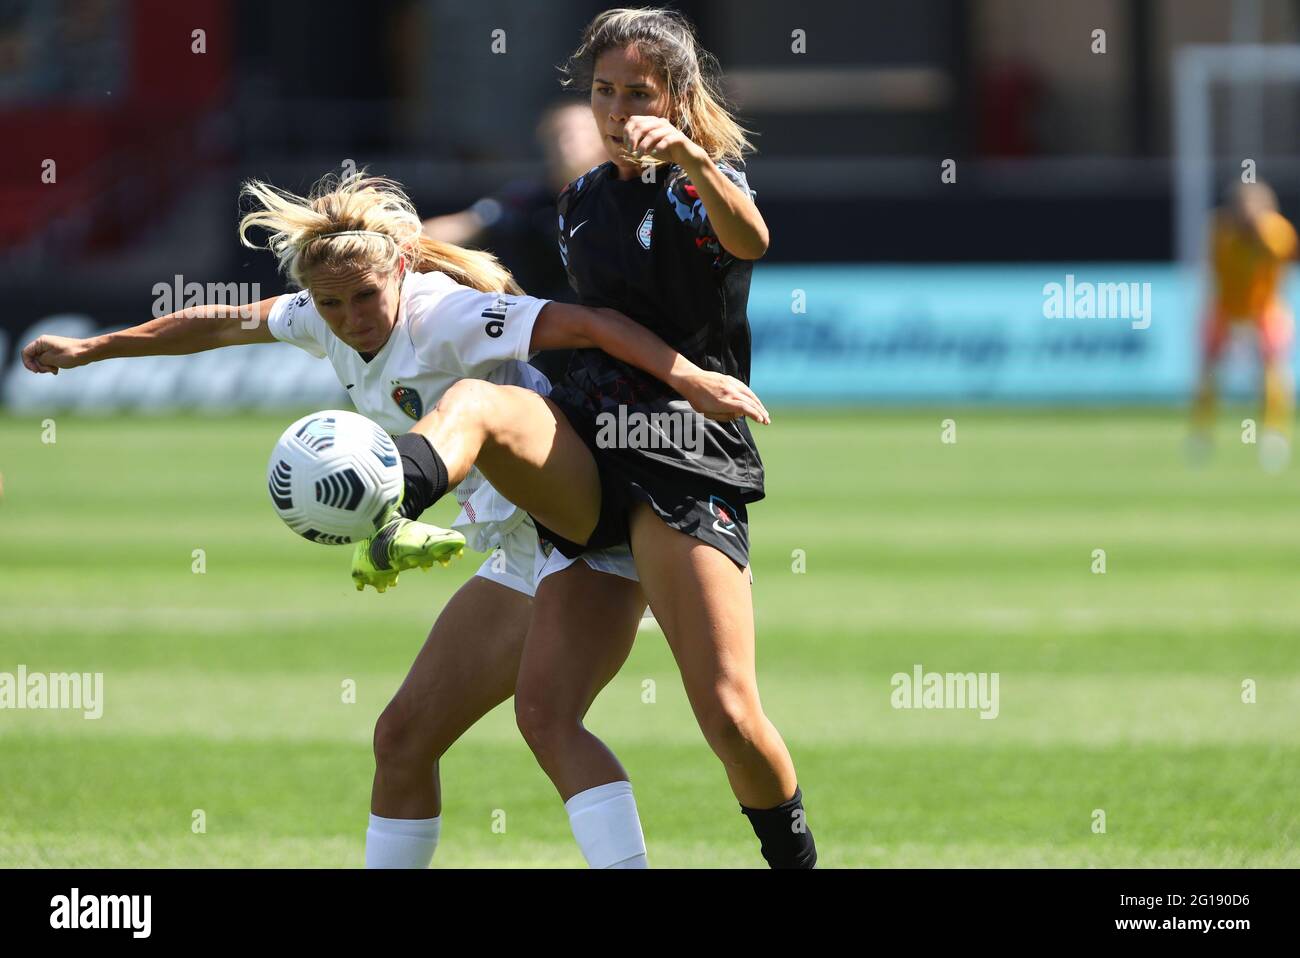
[532,396,753,570]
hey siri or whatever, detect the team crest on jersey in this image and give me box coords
[708,495,738,538]
[637,209,654,249]
[391,384,423,420]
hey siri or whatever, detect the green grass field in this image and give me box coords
[1,408,1297,867]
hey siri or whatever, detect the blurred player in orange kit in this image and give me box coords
[1191,181,1297,472]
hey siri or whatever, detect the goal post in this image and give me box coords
[1173,43,1300,266]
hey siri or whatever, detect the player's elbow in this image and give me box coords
[729,228,769,261]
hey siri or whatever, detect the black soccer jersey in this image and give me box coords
[549,159,765,501]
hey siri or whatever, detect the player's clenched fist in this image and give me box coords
[21,334,91,375]
[622,115,705,167]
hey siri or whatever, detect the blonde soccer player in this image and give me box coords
[371,7,817,868]
[20,171,767,868]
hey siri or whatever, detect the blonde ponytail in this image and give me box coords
[411,235,523,295]
[238,171,522,295]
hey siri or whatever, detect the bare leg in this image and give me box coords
[628,502,798,809]
[1262,356,1294,435]
[1192,313,1224,436]
[514,562,646,800]
[1191,363,1218,433]
[410,380,600,545]
[1259,354,1294,472]
[371,576,531,818]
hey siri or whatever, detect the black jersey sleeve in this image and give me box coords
[665,161,757,269]
[556,165,599,295]
[556,179,578,294]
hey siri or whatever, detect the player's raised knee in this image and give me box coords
[434,377,494,422]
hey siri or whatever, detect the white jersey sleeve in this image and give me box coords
[406,277,548,380]
[266,291,329,359]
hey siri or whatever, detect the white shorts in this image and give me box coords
[473,517,640,597]
[462,360,644,597]
[472,516,543,597]
[534,540,640,587]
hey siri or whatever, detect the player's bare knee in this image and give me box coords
[513,695,554,753]
[696,690,764,759]
[514,689,575,758]
[373,699,442,768]
[433,378,495,434]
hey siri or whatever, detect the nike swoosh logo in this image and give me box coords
[346,384,354,390]
[570,219,590,237]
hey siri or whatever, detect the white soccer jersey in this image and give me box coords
[267,270,550,553]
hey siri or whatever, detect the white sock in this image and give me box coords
[564,780,648,869]
[365,813,441,868]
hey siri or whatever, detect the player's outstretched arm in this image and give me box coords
[529,302,770,425]
[21,296,283,375]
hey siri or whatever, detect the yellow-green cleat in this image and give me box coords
[351,516,466,593]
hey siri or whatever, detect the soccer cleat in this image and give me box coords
[351,516,466,593]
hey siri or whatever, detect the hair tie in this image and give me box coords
[315,229,396,243]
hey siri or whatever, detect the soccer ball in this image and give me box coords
[267,410,403,544]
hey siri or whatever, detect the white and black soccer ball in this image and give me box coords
[267,410,403,545]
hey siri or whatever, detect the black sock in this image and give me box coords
[393,432,448,520]
[740,785,817,869]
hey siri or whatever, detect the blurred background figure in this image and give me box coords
[1191,181,1297,471]
[421,100,607,382]
[421,100,605,301]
